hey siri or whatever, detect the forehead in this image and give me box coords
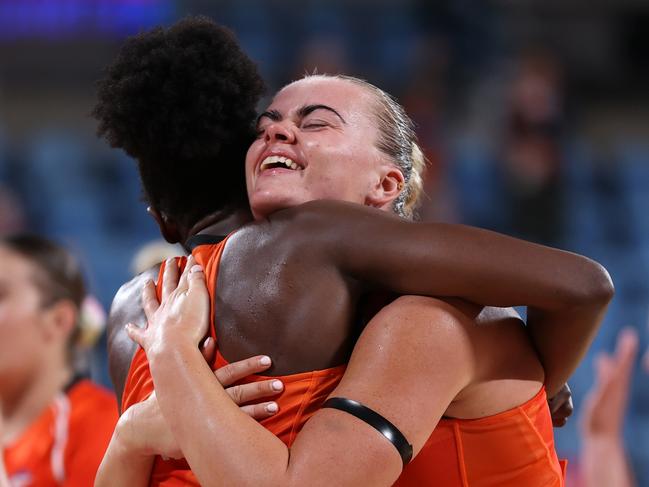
[270,77,375,118]
[0,246,37,285]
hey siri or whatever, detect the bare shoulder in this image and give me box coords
[107,265,160,410]
[328,296,476,455]
[343,296,478,407]
[444,302,545,417]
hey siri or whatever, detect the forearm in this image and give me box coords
[95,425,154,487]
[528,304,609,396]
[354,220,612,310]
[149,340,291,487]
[582,436,635,487]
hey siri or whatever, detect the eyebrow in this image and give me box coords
[297,104,346,124]
[256,109,282,127]
[256,104,346,127]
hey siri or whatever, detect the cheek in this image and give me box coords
[0,306,41,371]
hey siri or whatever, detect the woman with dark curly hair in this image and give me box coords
[94,17,610,486]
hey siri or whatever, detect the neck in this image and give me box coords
[182,208,252,250]
[1,354,72,444]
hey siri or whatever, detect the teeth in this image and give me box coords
[260,155,302,171]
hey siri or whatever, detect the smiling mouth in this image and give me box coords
[260,155,303,172]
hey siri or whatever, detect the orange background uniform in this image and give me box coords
[4,379,118,487]
[122,238,566,486]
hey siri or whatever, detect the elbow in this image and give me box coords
[580,259,615,309]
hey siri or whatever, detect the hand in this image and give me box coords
[126,255,210,355]
[547,383,573,427]
[581,327,638,438]
[119,354,284,458]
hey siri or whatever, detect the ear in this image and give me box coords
[41,300,77,343]
[365,166,405,210]
[148,207,182,244]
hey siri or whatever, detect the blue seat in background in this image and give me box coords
[447,136,506,231]
[617,142,649,246]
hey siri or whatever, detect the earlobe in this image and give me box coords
[148,207,182,244]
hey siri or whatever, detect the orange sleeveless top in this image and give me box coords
[4,380,117,487]
[122,237,565,486]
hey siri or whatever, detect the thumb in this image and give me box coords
[125,323,146,348]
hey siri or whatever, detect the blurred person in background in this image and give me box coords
[579,327,639,487]
[0,234,118,486]
[501,49,565,245]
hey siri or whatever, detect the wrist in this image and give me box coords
[114,411,148,458]
[148,337,202,372]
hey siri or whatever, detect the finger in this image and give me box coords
[161,258,180,301]
[215,356,273,387]
[176,255,195,295]
[141,279,160,322]
[226,379,284,405]
[200,336,216,363]
[548,384,571,413]
[552,417,567,428]
[615,327,639,374]
[554,398,574,420]
[125,323,145,348]
[239,402,279,420]
[595,353,614,382]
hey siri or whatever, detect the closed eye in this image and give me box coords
[302,120,328,129]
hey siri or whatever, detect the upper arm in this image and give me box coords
[284,296,474,487]
[292,200,613,309]
[107,267,159,410]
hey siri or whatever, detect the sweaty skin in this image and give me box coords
[112,246,593,486]
[109,200,612,409]
[104,76,611,485]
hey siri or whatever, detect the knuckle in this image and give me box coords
[229,385,243,404]
[216,366,234,385]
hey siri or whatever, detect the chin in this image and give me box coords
[249,192,306,220]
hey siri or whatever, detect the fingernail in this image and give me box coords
[259,356,271,366]
[272,380,283,391]
[190,265,203,273]
[266,402,278,413]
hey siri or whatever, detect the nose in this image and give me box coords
[265,121,296,144]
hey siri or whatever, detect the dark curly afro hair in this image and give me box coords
[92,16,265,228]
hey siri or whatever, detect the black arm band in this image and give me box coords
[322,397,413,468]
